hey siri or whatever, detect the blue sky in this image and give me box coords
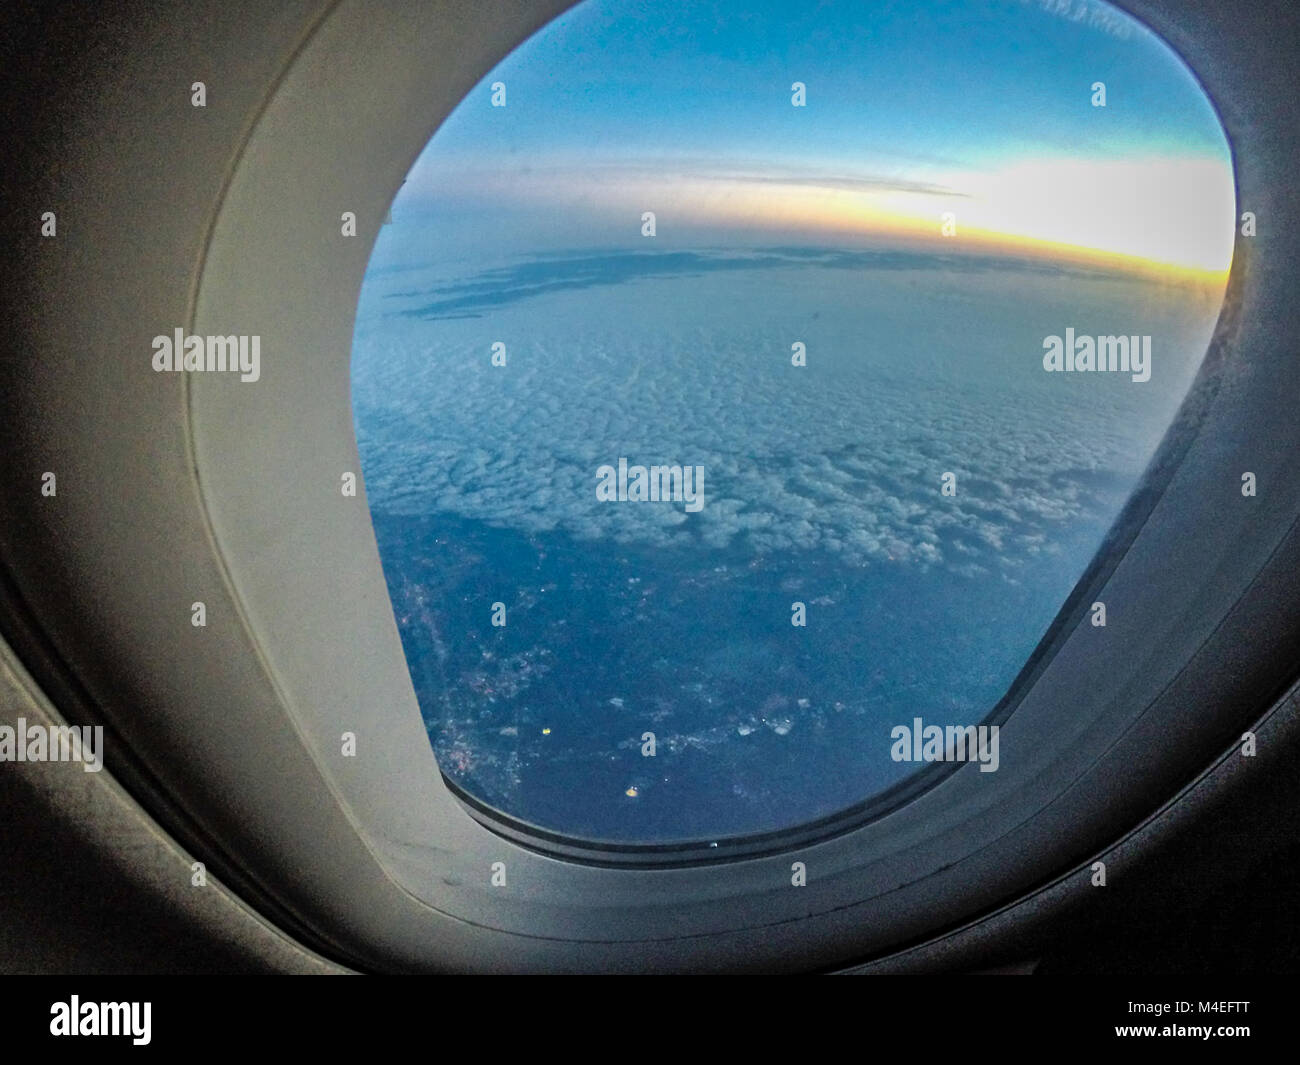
[384,0,1234,273]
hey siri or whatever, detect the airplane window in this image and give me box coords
[350,0,1233,844]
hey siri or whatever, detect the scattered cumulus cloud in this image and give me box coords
[353,248,1221,575]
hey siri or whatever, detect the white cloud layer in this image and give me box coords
[352,251,1223,575]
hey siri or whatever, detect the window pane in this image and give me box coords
[352,0,1233,843]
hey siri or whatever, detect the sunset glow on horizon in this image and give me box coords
[385,0,1236,286]
[405,150,1235,281]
